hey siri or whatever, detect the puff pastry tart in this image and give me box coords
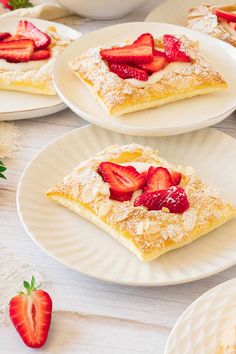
[187,4,236,48]
[46,144,236,262]
[0,20,72,95]
[69,32,227,115]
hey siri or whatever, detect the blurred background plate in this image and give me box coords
[165,278,236,354]
[0,18,80,121]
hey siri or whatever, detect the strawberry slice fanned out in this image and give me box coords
[163,34,191,63]
[0,0,12,9]
[0,39,34,62]
[213,8,236,23]
[134,186,190,213]
[30,48,51,61]
[98,162,146,194]
[144,167,173,193]
[16,20,51,49]
[109,63,148,81]
[138,49,167,73]
[0,32,11,42]
[170,171,182,185]
[109,188,133,202]
[100,45,153,64]
[133,33,154,48]
[9,276,52,348]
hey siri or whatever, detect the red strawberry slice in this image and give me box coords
[163,34,191,63]
[229,21,236,30]
[134,186,190,213]
[170,171,181,185]
[109,188,133,202]
[100,45,153,64]
[0,0,12,9]
[0,39,34,62]
[139,50,167,73]
[133,33,154,48]
[109,63,148,81]
[0,32,11,42]
[30,49,51,61]
[16,20,51,49]
[9,276,52,348]
[144,167,173,193]
[98,162,146,193]
[213,8,236,23]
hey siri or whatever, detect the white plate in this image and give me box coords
[17,125,236,286]
[53,22,236,137]
[146,0,232,25]
[0,18,80,121]
[165,278,236,354]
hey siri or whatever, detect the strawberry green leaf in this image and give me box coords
[0,160,7,179]
[8,0,33,9]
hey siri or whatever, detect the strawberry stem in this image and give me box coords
[22,276,37,295]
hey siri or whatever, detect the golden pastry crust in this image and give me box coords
[70,35,227,115]
[187,4,236,47]
[215,326,236,354]
[46,144,236,262]
[0,26,72,95]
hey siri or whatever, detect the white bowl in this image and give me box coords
[56,0,148,20]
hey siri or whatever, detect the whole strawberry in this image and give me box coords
[9,276,52,348]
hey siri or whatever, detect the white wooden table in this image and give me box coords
[1,1,236,352]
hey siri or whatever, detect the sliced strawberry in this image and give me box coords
[9,276,52,348]
[97,162,146,193]
[109,188,133,202]
[139,50,167,73]
[0,0,13,9]
[30,48,51,61]
[140,170,149,182]
[133,33,154,48]
[134,186,190,213]
[109,63,148,81]
[213,8,236,23]
[144,167,173,193]
[229,21,236,30]
[170,171,181,185]
[0,39,34,62]
[100,45,153,64]
[163,34,191,63]
[0,32,11,42]
[16,20,51,49]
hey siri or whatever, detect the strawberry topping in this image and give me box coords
[109,188,133,202]
[30,48,51,61]
[134,186,189,213]
[98,162,146,194]
[133,33,154,48]
[0,32,11,42]
[0,0,12,9]
[109,63,148,81]
[163,34,191,63]
[144,167,173,193]
[100,45,153,64]
[213,8,236,23]
[9,276,52,348]
[16,20,51,49]
[170,171,182,185]
[0,39,34,62]
[229,21,236,30]
[138,49,167,73]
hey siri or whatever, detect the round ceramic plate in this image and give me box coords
[53,22,236,137]
[0,18,80,121]
[17,125,236,286]
[146,0,232,25]
[165,278,236,353]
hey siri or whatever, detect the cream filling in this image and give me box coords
[125,62,192,88]
[218,325,236,347]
